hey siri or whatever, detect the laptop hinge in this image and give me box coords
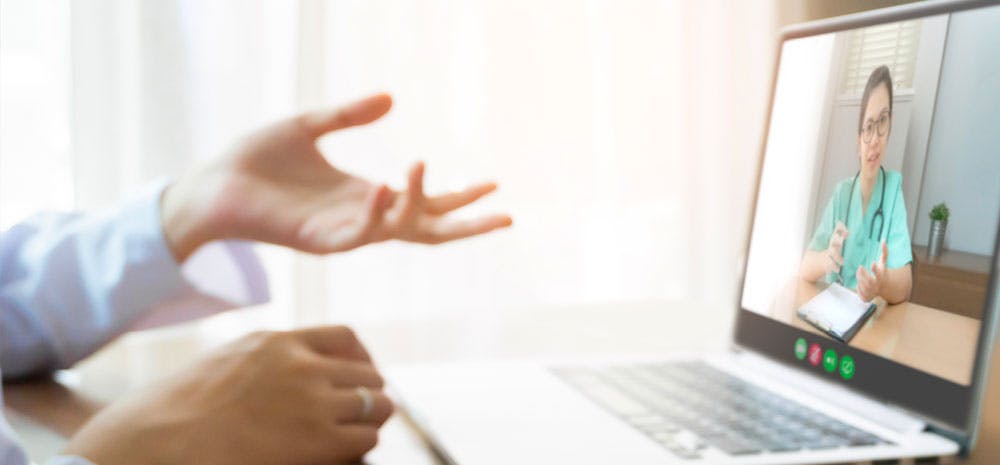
[727,350,927,435]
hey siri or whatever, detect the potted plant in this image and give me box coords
[928,202,949,259]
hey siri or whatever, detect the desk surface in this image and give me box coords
[4,300,998,464]
[769,278,980,385]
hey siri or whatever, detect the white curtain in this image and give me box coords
[1,0,777,336]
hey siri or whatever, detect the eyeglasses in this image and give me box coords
[862,110,891,143]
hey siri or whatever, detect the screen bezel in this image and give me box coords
[731,0,1000,449]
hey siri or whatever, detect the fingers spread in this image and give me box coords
[856,266,876,300]
[396,162,425,224]
[826,252,842,275]
[293,326,373,362]
[856,266,869,290]
[425,182,498,215]
[872,242,888,278]
[313,184,390,254]
[420,214,513,244]
[355,184,392,244]
[829,250,844,267]
[872,258,885,278]
[298,93,393,138]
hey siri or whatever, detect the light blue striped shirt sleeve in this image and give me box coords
[0,181,270,464]
[44,455,97,465]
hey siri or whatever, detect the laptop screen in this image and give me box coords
[736,3,1000,430]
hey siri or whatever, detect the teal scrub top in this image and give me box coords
[808,168,913,290]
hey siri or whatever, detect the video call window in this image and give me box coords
[742,10,1000,387]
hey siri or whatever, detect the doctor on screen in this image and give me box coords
[799,65,913,304]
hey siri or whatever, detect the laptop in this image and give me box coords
[387,1,1000,463]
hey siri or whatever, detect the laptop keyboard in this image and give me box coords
[553,361,887,459]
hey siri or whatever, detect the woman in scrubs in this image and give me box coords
[800,65,913,304]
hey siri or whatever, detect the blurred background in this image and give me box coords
[0,0,920,343]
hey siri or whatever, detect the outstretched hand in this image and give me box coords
[856,241,888,302]
[825,221,849,275]
[161,93,512,261]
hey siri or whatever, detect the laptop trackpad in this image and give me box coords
[388,361,676,465]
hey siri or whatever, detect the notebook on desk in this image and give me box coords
[797,283,876,343]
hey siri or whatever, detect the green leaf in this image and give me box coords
[929,202,949,222]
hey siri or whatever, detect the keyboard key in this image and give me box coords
[577,383,650,416]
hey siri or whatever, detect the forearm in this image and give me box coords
[0,182,269,378]
[160,168,222,263]
[0,183,190,376]
[881,264,912,304]
[799,250,831,283]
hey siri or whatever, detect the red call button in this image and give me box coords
[808,343,823,366]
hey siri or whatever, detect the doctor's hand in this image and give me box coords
[856,241,888,302]
[161,93,512,262]
[824,221,850,274]
[64,326,393,465]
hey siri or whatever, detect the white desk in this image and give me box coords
[4,300,998,464]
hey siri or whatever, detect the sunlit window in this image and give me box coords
[839,20,921,96]
[0,0,74,229]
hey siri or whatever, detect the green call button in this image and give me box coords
[794,338,807,360]
[839,355,856,380]
[823,349,838,372]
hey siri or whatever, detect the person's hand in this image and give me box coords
[824,221,850,274]
[161,93,513,262]
[64,326,393,465]
[856,241,888,301]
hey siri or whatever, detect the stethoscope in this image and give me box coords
[837,166,886,283]
[845,165,886,240]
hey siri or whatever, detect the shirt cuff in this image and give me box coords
[0,179,271,374]
[128,240,271,330]
[124,180,271,331]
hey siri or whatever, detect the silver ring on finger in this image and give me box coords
[355,386,374,421]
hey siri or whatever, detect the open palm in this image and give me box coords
[163,94,511,261]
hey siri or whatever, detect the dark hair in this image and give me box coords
[858,65,893,135]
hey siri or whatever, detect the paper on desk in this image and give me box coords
[798,283,872,335]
